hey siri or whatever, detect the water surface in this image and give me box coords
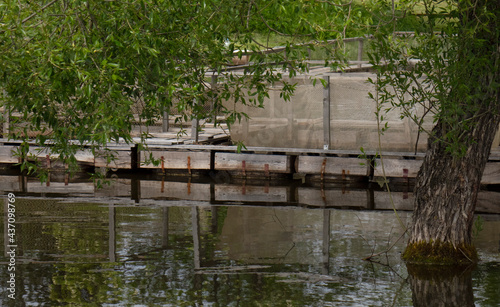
[1,178,499,306]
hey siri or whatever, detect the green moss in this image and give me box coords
[402,241,478,265]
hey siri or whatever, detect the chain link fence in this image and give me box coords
[226,72,434,152]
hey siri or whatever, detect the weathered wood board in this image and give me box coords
[481,162,500,185]
[214,153,291,173]
[373,158,423,178]
[476,191,500,214]
[140,180,211,200]
[297,188,368,208]
[296,156,370,176]
[215,184,288,203]
[0,146,18,163]
[74,149,95,164]
[0,176,21,192]
[94,148,132,169]
[140,151,211,170]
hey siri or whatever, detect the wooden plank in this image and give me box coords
[0,176,21,192]
[481,162,500,184]
[297,156,369,176]
[140,151,211,169]
[215,184,288,202]
[141,180,210,200]
[476,191,500,214]
[95,149,131,169]
[74,149,95,164]
[141,143,427,159]
[27,146,60,160]
[0,146,17,163]
[373,159,423,178]
[214,153,291,173]
[297,188,368,208]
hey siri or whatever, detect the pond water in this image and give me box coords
[1,176,499,306]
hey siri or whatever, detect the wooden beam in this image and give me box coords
[214,152,291,173]
[373,158,423,178]
[297,156,370,176]
[0,146,17,163]
[94,149,132,169]
[481,162,500,185]
[140,151,211,170]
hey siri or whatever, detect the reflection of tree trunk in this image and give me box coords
[408,264,474,307]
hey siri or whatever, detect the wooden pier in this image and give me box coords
[1,136,500,186]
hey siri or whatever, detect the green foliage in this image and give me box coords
[0,0,373,175]
[368,0,500,158]
[3,0,498,177]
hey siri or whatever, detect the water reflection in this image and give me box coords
[0,175,499,306]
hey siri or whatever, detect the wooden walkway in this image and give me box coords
[1,135,499,185]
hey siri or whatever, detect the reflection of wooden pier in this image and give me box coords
[1,175,499,214]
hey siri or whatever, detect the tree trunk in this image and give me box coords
[403,112,500,264]
[403,0,500,265]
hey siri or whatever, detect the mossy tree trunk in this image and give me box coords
[403,0,500,264]
[403,113,499,264]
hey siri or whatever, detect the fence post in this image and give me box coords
[323,75,331,150]
[357,38,364,68]
[162,110,169,132]
[211,75,218,125]
[191,99,199,143]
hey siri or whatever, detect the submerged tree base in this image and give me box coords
[402,241,478,265]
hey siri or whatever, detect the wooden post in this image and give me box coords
[211,75,218,125]
[323,76,331,150]
[162,110,169,132]
[191,99,199,143]
[307,47,312,71]
[357,38,364,68]
[287,93,294,143]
